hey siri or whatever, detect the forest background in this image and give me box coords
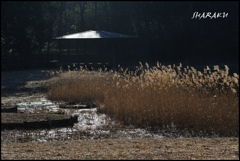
[1,1,239,68]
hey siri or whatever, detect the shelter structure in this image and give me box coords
[51,30,139,67]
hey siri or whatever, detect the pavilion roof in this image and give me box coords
[53,30,138,39]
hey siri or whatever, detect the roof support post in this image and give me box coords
[112,39,116,68]
[77,40,80,55]
[60,40,62,54]
[59,40,62,63]
[84,40,86,54]
[133,39,137,63]
[68,40,70,55]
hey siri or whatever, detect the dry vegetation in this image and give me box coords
[2,138,239,160]
[47,62,239,137]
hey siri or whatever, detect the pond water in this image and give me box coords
[2,96,165,143]
[17,98,59,113]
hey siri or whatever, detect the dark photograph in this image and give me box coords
[1,1,239,160]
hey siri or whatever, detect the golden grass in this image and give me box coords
[47,62,239,137]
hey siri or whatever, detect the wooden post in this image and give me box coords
[60,40,62,54]
[68,40,70,55]
[134,38,137,62]
[112,39,116,68]
[77,40,80,55]
[84,40,86,54]
[59,40,62,64]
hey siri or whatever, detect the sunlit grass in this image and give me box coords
[47,62,239,137]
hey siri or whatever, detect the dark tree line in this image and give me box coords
[1,1,239,64]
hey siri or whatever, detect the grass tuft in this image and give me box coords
[47,62,239,137]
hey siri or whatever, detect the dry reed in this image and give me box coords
[47,62,239,137]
